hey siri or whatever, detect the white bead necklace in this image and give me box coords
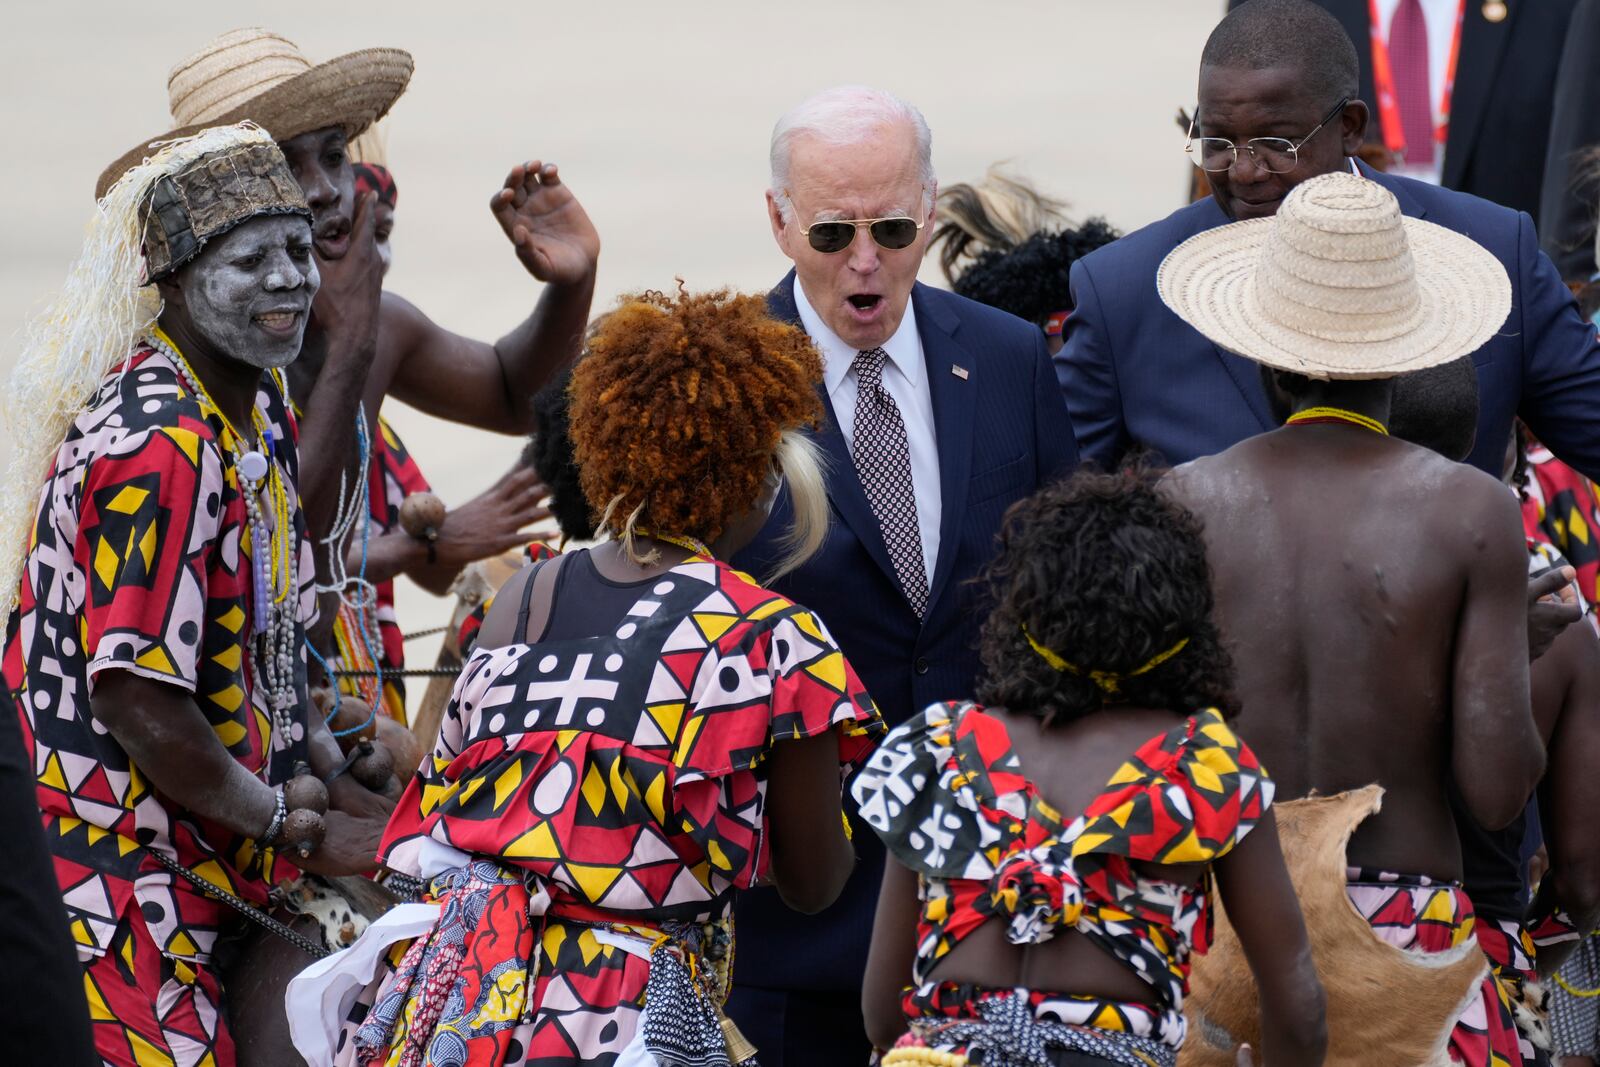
[145,332,301,746]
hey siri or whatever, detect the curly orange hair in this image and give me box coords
[569,286,824,547]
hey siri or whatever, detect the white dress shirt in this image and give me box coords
[1372,0,1461,184]
[793,280,942,583]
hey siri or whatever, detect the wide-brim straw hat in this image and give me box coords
[96,28,413,200]
[1157,171,1511,380]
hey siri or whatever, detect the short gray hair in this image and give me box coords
[770,85,935,224]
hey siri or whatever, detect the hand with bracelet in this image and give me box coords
[91,670,385,877]
[348,463,554,596]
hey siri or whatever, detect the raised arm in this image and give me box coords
[385,161,598,434]
[1055,259,1128,471]
[294,192,386,539]
[1451,478,1542,829]
[1213,808,1328,1067]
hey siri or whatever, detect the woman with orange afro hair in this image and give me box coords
[297,287,885,1067]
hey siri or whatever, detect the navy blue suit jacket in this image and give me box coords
[729,273,1078,991]
[1057,165,1600,480]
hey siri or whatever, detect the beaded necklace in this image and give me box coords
[1284,405,1390,436]
[146,328,301,740]
[634,529,714,559]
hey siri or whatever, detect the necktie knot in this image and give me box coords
[854,347,889,387]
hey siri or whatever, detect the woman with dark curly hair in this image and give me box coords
[295,287,885,1067]
[852,471,1326,1067]
[929,169,1121,354]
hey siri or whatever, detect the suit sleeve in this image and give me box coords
[1055,258,1128,471]
[1031,327,1078,483]
[1518,211,1600,482]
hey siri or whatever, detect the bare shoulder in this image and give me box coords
[1414,451,1523,551]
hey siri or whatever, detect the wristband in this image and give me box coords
[261,786,287,846]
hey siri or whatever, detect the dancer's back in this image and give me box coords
[1166,423,1539,880]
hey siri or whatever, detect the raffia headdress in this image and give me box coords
[0,123,306,623]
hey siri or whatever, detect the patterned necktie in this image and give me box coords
[850,347,929,616]
[1390,0,1435,165]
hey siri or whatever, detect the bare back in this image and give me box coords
[1164,425,1535,880]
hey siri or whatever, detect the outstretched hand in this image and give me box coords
[489,160,600,286]
[1528,564,1583,662]
[434,464,555,569]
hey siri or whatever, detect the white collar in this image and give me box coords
[792,278,924,397]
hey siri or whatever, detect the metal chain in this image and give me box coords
[332,666,462,678]
[144,848,330,960]
[401,625,450,642]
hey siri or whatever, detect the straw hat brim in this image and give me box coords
[95,47,413,200]
[1157,214,1513,380]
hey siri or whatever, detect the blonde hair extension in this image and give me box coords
[0,122,276,623]
[764,430,830,581]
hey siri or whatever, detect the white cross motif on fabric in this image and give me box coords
[521,652,620,726]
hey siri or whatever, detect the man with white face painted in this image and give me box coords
[0,125,395,1064]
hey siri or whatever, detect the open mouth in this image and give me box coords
[314,219,352,258]
[847,294,883,312]
[253,310,303,335]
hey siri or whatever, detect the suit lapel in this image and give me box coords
[1443,1,1514,189]
[767,272,902,591]
[916,286,976,611]
[1185,197,1278,431]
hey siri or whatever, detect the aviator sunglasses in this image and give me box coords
[788,192,927,254]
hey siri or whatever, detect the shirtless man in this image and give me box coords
[1160,171,1544,1066]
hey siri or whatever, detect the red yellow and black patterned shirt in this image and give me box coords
[2,343,316,965]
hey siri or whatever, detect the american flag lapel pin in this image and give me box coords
[951,364,969,380]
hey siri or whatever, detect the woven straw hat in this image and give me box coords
[1157,172,1511,380]
[96,28,412,199]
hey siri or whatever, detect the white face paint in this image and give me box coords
[177,215,319,369]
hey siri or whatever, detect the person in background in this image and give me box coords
[1060,0,1600,484]
[1231,0,1588,237]
[929,168,1120,355]
[305,132,552,723]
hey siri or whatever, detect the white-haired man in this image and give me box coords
[730,85,1078,1065]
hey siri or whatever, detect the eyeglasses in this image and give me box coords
[788,193,927,254]
[1184,97,1349,174]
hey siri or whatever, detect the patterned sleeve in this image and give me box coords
[77,420,225,693]
[671,603,883,784]
[851,701,1009,881]
[1072,709,1275,866]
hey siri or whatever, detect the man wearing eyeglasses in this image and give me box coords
[1058,0,1600,485]
[728,84,1077,1067]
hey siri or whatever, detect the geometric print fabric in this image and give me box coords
[851,702,1273,1052]
[1,345,315,997]
[364,552,884,1064]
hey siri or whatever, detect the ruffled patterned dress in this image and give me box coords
[851,702,1272,1067]
[289,555,883,1066]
